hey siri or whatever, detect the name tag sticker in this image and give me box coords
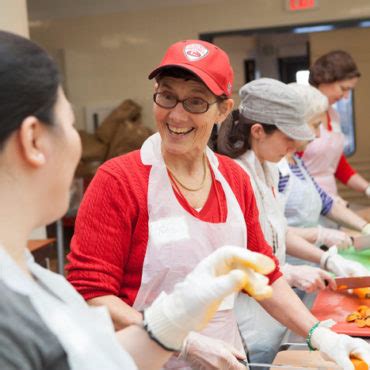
[149,216,190,245]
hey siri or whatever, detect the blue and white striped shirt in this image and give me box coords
[278,158,334,215]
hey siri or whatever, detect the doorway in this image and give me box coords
[278,54,309,84]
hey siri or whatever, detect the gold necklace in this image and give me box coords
[167,154,207,192]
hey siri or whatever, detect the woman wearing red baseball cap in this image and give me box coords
[68,39,273,369]
[67,41,369,370]
[0,32,277,370]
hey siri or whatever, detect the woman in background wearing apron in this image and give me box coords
[303,50,370,229]
[216,78,369,369]
[279,84,370,254]
[0,31,278,370]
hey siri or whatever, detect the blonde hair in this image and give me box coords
[289,83,329,122]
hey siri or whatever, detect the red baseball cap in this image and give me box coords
[148,40,234,97]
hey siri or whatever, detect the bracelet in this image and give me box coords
[140,310,178,353]
[306,322,320,351]
[320,252,331,270]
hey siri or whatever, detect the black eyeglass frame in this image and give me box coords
[153,92,221,114]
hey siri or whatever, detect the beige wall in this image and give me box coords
[1,0,29,37]
[0,1,47,237]
[215,32,308,106]
[215,27,370,204]
[212,35,256,104]
[30,0,370,131]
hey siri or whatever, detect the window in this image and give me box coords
[333,91,356,156]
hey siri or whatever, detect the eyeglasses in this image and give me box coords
[153,92,218,114]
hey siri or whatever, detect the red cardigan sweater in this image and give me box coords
[67,150,281,305]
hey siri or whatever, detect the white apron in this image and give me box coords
[302,108,345,197]
[236,150,286,264]
[234,150,287,365]
[278,156,322,228]
[135,133,247,369]
[0,247,137,370]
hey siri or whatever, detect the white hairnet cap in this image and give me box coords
[239,78,314,141]
[289,83,329,122]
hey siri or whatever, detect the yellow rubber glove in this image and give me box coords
[144,246,275,351]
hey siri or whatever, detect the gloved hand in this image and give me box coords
[362,223,370,235]
[144,246,275,351]
[315,225,352,250]
[179,332,246,370]
[282,263,336,293]
[311,326,370,370]
[321,246,370,277]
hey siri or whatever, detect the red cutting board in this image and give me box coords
[311,288,370,337]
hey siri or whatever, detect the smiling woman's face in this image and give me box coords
[153,76,231,159]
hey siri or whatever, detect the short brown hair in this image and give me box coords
[309,50,361,87]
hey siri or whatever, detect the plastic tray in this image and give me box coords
[310,248,370,337]
[340,247,370,269]
[311,288,370,336]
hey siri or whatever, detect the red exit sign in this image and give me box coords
[286,0,318,11]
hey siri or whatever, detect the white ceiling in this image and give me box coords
[27,0,221,21]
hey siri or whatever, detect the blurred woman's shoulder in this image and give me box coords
[0,281,69,370]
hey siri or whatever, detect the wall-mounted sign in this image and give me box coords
[286,0,318,11]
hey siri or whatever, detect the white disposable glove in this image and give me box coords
[282,263,336,293]
[311,326,370,370]
[315,225,352,250]
[179,332,246,370]
[365,185,370,198]
[321,246,370,277]
[144,246,275,351]
[362,223,370,235]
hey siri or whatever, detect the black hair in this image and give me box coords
[155,66,228,101]
[0,31,60,149]
[309,50,361,87]
[155,67,201,83]
[214,109,278,158]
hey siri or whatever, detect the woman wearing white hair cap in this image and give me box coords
[216,78,370,369]
[279,83,370,253]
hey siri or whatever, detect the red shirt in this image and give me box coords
[66,150,281,305]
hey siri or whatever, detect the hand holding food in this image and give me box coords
[144,246,275,351]
[311,326,370,370]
